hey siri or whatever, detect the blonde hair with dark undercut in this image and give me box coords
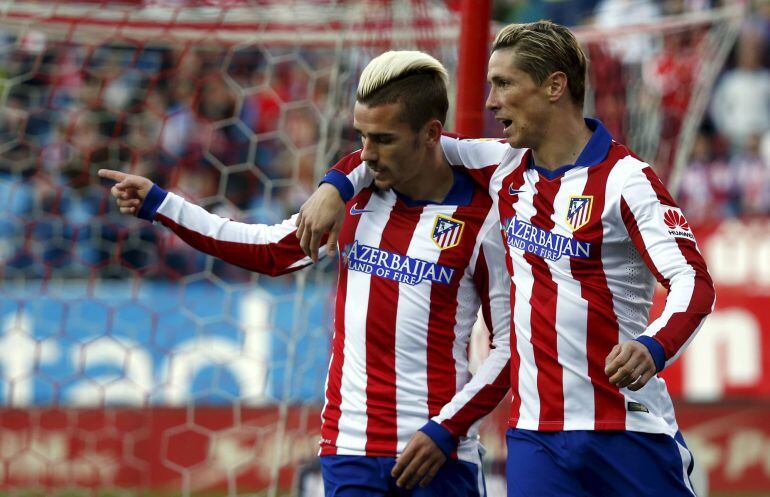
[356,50,449,131]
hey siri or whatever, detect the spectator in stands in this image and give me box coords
[710,30,770,151]
[677,131,737,222]
[732,133,770,216]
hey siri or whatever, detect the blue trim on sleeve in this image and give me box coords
[320,170,354,203]
[418,420,457,457]
[137,184,168,221]
[636,336,666,372]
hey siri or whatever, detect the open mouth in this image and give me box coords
[497,118,512,133]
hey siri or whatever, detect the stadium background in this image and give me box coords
[0,0,767,496]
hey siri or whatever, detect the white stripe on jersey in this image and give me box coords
[507,170,540,429]
[335,193,394,454]
[393,207,445,453]
[550,168,594,430]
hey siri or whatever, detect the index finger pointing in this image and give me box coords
[98,169,127,182]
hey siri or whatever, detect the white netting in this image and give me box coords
[578,6,744,187]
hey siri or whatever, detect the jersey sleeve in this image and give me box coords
[421,222,511,448]
[320,136,511,202]
[320,150,372,202]
[139,185,323,276]
[620,166,716,370]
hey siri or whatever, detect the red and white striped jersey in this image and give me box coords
[327,119,715,437]
[143,152,511,463]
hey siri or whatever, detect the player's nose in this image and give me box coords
[485,90,499,112]
[360,140,378,162]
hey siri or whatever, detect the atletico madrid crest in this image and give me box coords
[432,214,464,250]
[566,195,593,231]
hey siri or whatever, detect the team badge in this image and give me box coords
[432,214,465,250]
[566,195,593,231]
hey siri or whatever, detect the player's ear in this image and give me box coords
[546,71,568,102]
[424,119,443,147]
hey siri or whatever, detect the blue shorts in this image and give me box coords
[320,454,485,497]
[505,428,696,497]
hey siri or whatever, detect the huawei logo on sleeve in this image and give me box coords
[663,207,695,241]
[664,209,689,231]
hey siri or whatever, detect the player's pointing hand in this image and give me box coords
[605,341,657,391]
[98,168,154,216]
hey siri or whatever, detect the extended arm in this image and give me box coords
[99,169,323,276]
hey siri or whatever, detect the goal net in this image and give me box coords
[0,1,741,496]
[576,6,744,188]
[0,1,460,496]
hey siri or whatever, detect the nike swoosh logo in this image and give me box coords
[349,205,371,215]
[508,185,526,195]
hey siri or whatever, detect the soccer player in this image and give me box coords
[297,21,716,497]
[100,51,511,497]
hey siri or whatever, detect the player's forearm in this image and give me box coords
[640,269,715,370]
[427,340,511,441]
[426,232,513,437]
[147,187,314,276]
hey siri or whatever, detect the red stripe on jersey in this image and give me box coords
[426,191,492,418]
[364,200,422,455]
[330,150,364,174]
[638,167,715,358]
[155,214,311,276]
[571,152,627,429]
[498,162,527,426]
[460,165,500,195]
[527,175,564,430]
[320,190,373,455]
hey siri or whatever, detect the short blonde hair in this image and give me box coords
[357,50,448,99]
[493,20,587,107]
[356,50,449,130]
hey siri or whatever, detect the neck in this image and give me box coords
[532,112,593,171]
[397,148,454,202]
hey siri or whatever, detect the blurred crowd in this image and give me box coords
[0,37,348,279]
[0,0,768,280]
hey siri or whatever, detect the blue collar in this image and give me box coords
[528,118,612,180]
[395,168,475,207]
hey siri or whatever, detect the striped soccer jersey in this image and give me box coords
[139,152,511,463]
[322,119,715,437]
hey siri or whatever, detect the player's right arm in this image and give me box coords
[296,136,510,258]
[98,169,321,276]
